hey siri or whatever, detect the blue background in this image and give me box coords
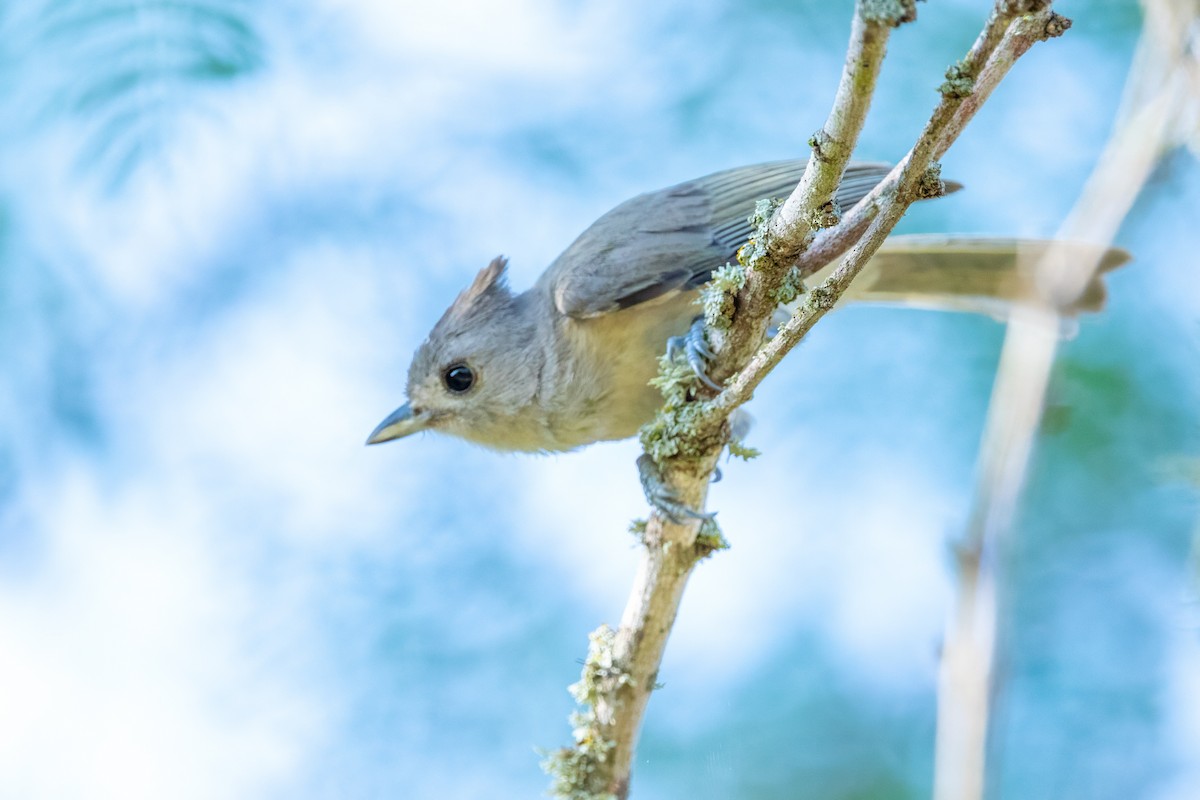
[1,1,1197,798]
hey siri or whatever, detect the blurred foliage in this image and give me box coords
[2,0,262,188]
[638,630,935,799]
[0,1,1194,798]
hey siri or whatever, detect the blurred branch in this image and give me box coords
[933,2,1200,799]
[546,2,1069,798]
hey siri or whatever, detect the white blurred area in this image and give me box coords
[0,1,1196,798]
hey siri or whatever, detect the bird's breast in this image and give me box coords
[541,292,699,449]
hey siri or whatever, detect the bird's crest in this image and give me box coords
[444,255,510,321]
[424,256,515,346]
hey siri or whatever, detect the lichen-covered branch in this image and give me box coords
[542,625,627,800]
[707,5,1067,423]
[790,4,1072,283]
[708,164,945,420]
[712,0,904,385]
[769,6,902,253]
[543,509,726,800]
[546,2,1068,798]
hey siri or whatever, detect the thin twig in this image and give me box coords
[791,7,1071,283]
[768,7,900,258]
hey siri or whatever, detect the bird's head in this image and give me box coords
[366,256,546,451]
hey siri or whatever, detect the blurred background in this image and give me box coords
[0,0,1197,798]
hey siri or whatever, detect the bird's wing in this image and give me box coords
[544,160,894,319]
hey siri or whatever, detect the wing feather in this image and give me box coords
[543,160,896,318]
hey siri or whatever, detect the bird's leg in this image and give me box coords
[665,316,722,391]
[637,454,715,524]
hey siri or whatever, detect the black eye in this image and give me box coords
[443,363,475,393]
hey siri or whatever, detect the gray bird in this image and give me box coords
[366,159,1127,452]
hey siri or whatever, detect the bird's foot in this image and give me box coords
[637,454,715,524]
[665,317,722,391]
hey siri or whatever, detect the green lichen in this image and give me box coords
[639,400,709,462]
[737,197,784,271]
[541,745,616,800]
[750,196,780,229]
[939,59,974,99]
[701,263,747,331]
[772,265,806,306]
[642,333,726,463]
[860,0,918,26]
[807,284,838,312]
[727,439,761,461]
[628,518,648,544]
[915,162,945,199]
[541,625,630,800]
[694,517,730,558]
[647,352,696,408]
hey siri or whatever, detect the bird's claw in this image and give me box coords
[637,455,716,524]
[666,318,722,391]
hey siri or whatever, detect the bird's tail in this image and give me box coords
[833,234,1131,317]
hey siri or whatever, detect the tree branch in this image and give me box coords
[709,1,902,387]
[708,5,1067,423]
[545,3,1070,798]
[791,5,1071,282]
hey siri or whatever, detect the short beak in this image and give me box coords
[365,402,430,445]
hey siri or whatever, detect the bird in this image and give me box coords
[366,159,1128,453]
